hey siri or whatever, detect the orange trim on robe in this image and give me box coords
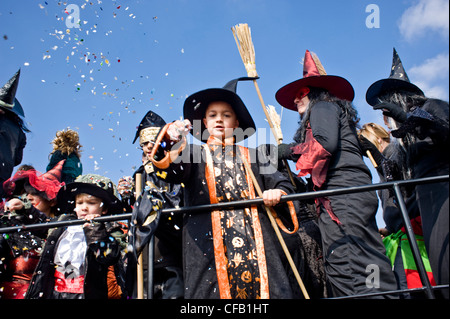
[238,146,270,299]
[204,144,232,299]
[204,143,270,299]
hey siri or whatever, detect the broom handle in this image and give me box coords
[242,159,310,299]
[366,150,378,168]
[135,173,145,299]
[252,79,298,190]
[252,80,281,143]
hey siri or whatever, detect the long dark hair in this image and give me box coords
[1,108,30,133]
[378,90,428,113]
[378,90,429,180]
[293,87,360,143]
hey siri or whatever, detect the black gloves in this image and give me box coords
[277,143,293,160]
[358,135,384,166]
[373,102,407,123]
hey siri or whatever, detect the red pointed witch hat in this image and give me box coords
[3,160,66,201]
[42,159,66,182]
[276,50,355,111]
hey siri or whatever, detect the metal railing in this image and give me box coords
[1,174,448,299]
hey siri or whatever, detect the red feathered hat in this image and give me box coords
[275,50,355,111]
[3,160,66,201]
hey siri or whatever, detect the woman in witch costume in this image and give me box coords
[366,48,449,296]
[276,50,398,298]
[149,77,299,299]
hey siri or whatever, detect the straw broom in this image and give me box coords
[266,104,283,142]
[232,23,297,187]
[232,23,310,299]
[232,24,281,143]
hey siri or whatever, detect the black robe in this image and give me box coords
[0,112,26,199]
[153,140,298,299]
[396,98,449,291]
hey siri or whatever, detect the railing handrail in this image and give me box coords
[1,174,448,299]
[1,174,448,234]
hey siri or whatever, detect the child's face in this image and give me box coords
[140,141,154,161]
[203,101,239,140]
[27,193,56,217]
[74,193,107,220]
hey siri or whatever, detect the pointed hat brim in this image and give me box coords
[183,77,257,142]
[366,48,425,106]
[133,110,166,144]
[276,75,355,111]
[365,78,424,106]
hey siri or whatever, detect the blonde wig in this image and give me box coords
[50,128,82,157]
[358,123,390,152]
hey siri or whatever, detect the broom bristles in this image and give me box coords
[232,23,258,77]
[310,52,327,76]
[266,104,283,142]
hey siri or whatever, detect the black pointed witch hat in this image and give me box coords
[0,69,24,117]
[183,77,257,142]
[366,48,424,106]
[133,110,167,144]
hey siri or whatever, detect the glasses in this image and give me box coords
[295,87,310,100]
[139,141,155,149]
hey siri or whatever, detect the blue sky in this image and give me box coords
[1,0,449,225]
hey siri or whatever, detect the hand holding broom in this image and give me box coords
[241,158,310,299]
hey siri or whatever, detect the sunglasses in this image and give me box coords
[295,87,310,100]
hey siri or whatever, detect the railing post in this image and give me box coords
[147,236,154,299]
[135,173,145,299]
[393,183,435,299]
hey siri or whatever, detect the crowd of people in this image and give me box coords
[0,48,448,299]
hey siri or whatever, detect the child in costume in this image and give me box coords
[366,48,449,297]
[124,110,184,299]
[0,161,65,299]
[149,77,299,299]
[276,50,398,298]
[25,174,125,299]
[46,128,83,184]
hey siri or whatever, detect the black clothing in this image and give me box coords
[26,214,123,299]
[396,98,449,292]
[284,101,398,298]
[0,112,26,199]
[156,142,297,299]
[128,165,184,299]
